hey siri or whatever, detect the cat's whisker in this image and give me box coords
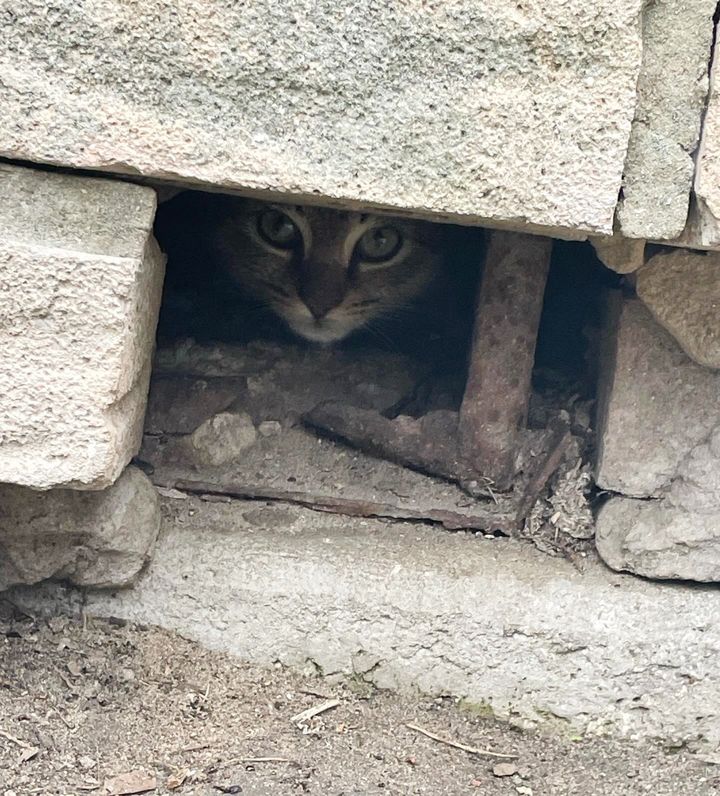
[362,321,402,354]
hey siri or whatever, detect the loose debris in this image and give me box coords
[406,722,518,760]
[492,761,519,777]
[291,698,341,734]
[143,335,597,554]
[103,769,157,795]
[0,729,40,766]
[0,615,716,795]
[523,439,596,559]
[166,771,187,790]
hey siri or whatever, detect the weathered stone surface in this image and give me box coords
[596,498,720,582]
[0,467,160,591]
[0,1,645,236]
[188,412,258,466]
[0,163,165,489]
[597,420,720,582]
[636,249,720,368]
[16,495,720,751]
[668,424,720,511]
[617,0,715,240]
[595,296,720,497]
[588,233,646,273]
[691,43,720,249]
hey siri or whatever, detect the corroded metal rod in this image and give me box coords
[459,231,552,490]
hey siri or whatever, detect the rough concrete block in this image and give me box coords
[0,163,165,489]
[595,296,720,497]
[0,1,645,236]
[13,496,720,752]
[636,249,720,368]
[0,467,161,590]
[690,45,720,250]
[597,419,720,582]
[596,497,720,583]
[617,0,715,240]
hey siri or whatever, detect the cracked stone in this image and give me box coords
[617,0,716,239]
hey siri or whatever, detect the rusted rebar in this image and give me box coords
[458,231,552,491]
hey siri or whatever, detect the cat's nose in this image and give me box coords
[300,286,343,320]
[307,303,327,320]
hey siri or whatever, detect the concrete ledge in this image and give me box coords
[13,496,720,753]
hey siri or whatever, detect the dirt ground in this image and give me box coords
[1,610,718,796]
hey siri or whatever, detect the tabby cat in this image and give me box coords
[212,199,450,344]
[155,192,478,350]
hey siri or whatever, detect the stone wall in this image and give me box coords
[1,0,720,754]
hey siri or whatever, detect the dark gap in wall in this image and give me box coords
[153,189,617,409]
[533,240,621,401]
[148,189,617,547]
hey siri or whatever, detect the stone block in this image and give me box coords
[636,249,720,368]
[597,420,720,582]
[0,467,161,591]
[596,497,720,582]
[596,432,720,580]
[689,44,720,250]
[617,0,715,240]
[595,296,720,497]
[0,1,645,236]
[0,163,165,489]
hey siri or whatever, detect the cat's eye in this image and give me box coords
[356,226,402,263]
[257,208,301,249]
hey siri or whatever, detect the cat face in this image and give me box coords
[213,199,446,344]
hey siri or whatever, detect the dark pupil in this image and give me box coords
[362,227,399,260]
[259,210,298,248]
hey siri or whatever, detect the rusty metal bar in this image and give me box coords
[458,230,552,490]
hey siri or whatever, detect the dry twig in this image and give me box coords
[290,698,341,726]
[406,722,517,760]
[0,729,33,749]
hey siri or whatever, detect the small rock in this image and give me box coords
[166,771,187,790]
[189,412,257,465]
[104,769,157,795]
[47,616,67,634]
[492,762,518,778]
[258,420,282,437]
[155,487,188,500]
